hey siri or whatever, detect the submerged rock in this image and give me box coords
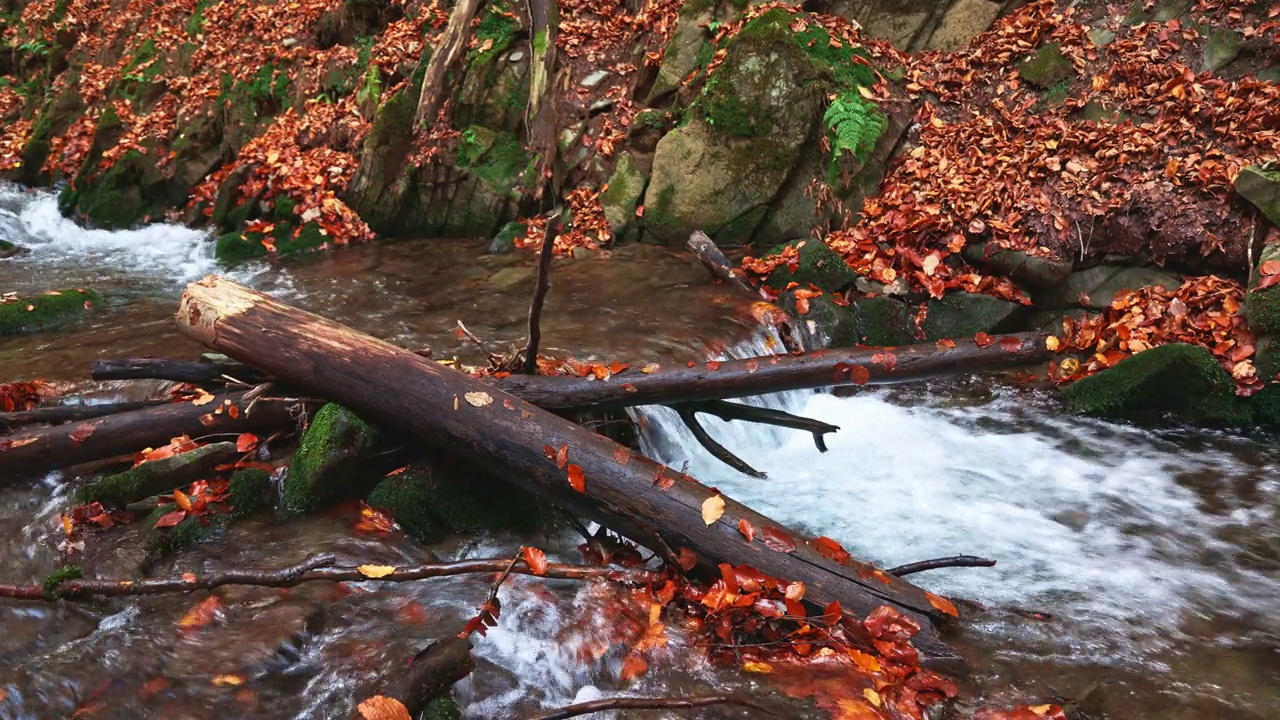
[0,289,102,336]
[75,442,239,507]
[1062,343,1245,424]
[0,238,28,258]
[283,403,381,511]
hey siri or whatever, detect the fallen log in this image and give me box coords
[357,637,474,720]
[90,358,263,385]
[492,333,1054,410]
[0,391,303,478]
[175,276,963,665]
[0,400,169,432]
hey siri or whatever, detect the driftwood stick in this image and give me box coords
[523,216,559,374]
[686,231,762,298]
[678,399,839,452]
[888,555,997,577]
[674,405,765,479]
[356,637,475,720]
[0,400,169,432]
[523,694,778,720]
[2,555,657,601]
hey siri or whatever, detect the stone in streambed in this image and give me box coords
[846,296,916,347]
[75,441,239,507]
[1235,163,1280,226]
[1061,343,1245,424]
[1035,265,1181,311]
[283,403,381,512]
[763,238,858,293]
[962,242,1071,289]
[0,288,102,336]
[920,292,1024,341]
[145,468,275,556]
[599,152,647,242]
[0,238,28,258]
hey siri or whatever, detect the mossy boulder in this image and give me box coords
[846,296,916,346]
[762,238,858,293]
[146,468,275,555]
[214,221,330,264]
[962,242,1071,289]
[1019,43,1074,90]
[75,442,239,507]
[0,289,102,335]
[345,88,418,236]
[283,403,381,511]
[921,292,1023,341]
[1062,344,1245,424]
[1235,164,1280,226]
[600,152,647,241]
[0,238,28,258]
[778,289,858,347]
[648,6,714,100]
[365,458,559,543]
[1245,240,1280,335]
[487,220,526,254]
[61,149,173,229]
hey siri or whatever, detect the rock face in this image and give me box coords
[1235,164,1280,226]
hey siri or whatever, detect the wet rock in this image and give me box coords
[146,468,276,555]
[1235,163,1280,226]
[0,238,28,258]
[166,600,323,681]
[1028,308,1100,334]
[599,152,647,242]
[1036,265,1181,310]
[0,288,102,336]
[920,292,1024,341]
[648,7,714,100]
[1061,343,1245,424]
[75,442,239,508]
[1019,42,1075,90]
[778,289,859,348]
[485,265,534,292]
[579,69,609,88]
[487,220,525,254]
[1088,28,1116,47]
[962,242,1072,289]
[1202,28,1243,72]
[763,238,858,293]
[846,296,916,346]
[1245,239,1280,335]
[824,0,931,51]
[1154,0,1192,22]
[283,403,381,511]
[925,0,1001,52]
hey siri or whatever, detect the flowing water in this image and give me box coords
[1,184,1278,719]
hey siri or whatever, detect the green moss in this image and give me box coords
[284,403,380,512]
[214,221,330,264]
[1020,43,1075,90]
[1062,343,1246,424]
[67,149,170,229]
[0,239,27,258]
[74,442,237,507]
[470,4,518,65]
[422,696,462,720]
[921,292,1023,341]
[186,0,216,36]
[456,126,529,192]
[145,468,275,555]
[42,565,83,600]
[847,296,916,347]
[0,289,101,335]
[763,238,857,293]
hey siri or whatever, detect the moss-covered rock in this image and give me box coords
[75,441,239,507]
[61,149,173,229]
[486,220,526,254]
[1019,43,1074,90]
[1062,343,1245,424]
[1245,240,1280,335]
[600,152,647,241]
[1036,265,1181,311]
[365,458,557,543]
[1235,163,1280,226]
[422,695,462,720]
[762,238,858,293]
[1201,28,1243,72]
[0,238,28,258]
[846,296,916,346]
[921,292,1023,341]
[346,88,418,235]
[778,289,858,348]
[283,403,381,511]
[0,288,102,335]
[146,468,275,555]
[214,221,329,264]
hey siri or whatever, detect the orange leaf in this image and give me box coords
[567,464,585,493]
[173,489,193,511]
[812,536,852,565]
[619,653,648,681]
[998,336,1023,352]
[613,447,631,464]
[521,546,548,575]
[737,518,757,542]
[974,331,994,347]
[356,695,412,720]
[555,444,569,469]
[926,590,959,618]
[178,596,222,630]
[153,510,187,528]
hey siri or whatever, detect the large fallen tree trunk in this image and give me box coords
[493,333,1054,410]
[175,276,963,665]
[0,390,302,478]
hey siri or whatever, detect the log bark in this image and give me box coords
[0,391,301,478]
[174,276,962,666]
[413,0,485,128]
[359,637,475,719]
[492,333,1054,410]
[0,400,168,432]
[90,358,263,385]
[686,230,762,298]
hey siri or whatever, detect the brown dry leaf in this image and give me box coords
[464,391,493,407]
[356,695,412,720]
[356,565,397,579]
[701,495,726,525]
[742,661,774,673]
[211,674,245,686]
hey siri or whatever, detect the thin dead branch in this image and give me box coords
[888,555,996,577]
[522,694,778,720]
[523,215,561,374]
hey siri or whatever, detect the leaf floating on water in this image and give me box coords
[741,661,773,673]
[701,495,726,525]
[464,391,493,407]
[356,565,397,579]
[521,546,548,575]
[356,695,412,720]
[178,596,222,630]
[641,362,660,373]
[211,674,245,687]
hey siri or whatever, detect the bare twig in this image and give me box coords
[675,405,765,478]
[888,555,996,577]
[677,399,839,452]
[686,231,760,298]
[523,694,778,720]
[3,554,658,601]
[523,214,561,374]
[455,321,502,368]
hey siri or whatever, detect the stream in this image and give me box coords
[1,184,1278,719]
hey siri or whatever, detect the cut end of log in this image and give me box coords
[177,275,254,343]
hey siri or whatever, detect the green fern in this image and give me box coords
[822,93,886,185]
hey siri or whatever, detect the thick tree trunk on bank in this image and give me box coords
[0,391,301,478]
[493,333,1054,410]
[174,276,961,665]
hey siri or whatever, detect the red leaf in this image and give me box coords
[613,447,631,464]
[974,331,994,347]
[677,547,698,572]
[555,444,569,469]
[869,352,897,371]
[761,526,796,553]
[619,653,648,681]
[812,536,852,565]
[706,360,722,371]
[153,510,187,528]
[235,433,258,453]
[652,465,675,489]
[566,464,585,493]
[737,518,757,543]
[521,546,548,575]
[998,336,1022,352]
